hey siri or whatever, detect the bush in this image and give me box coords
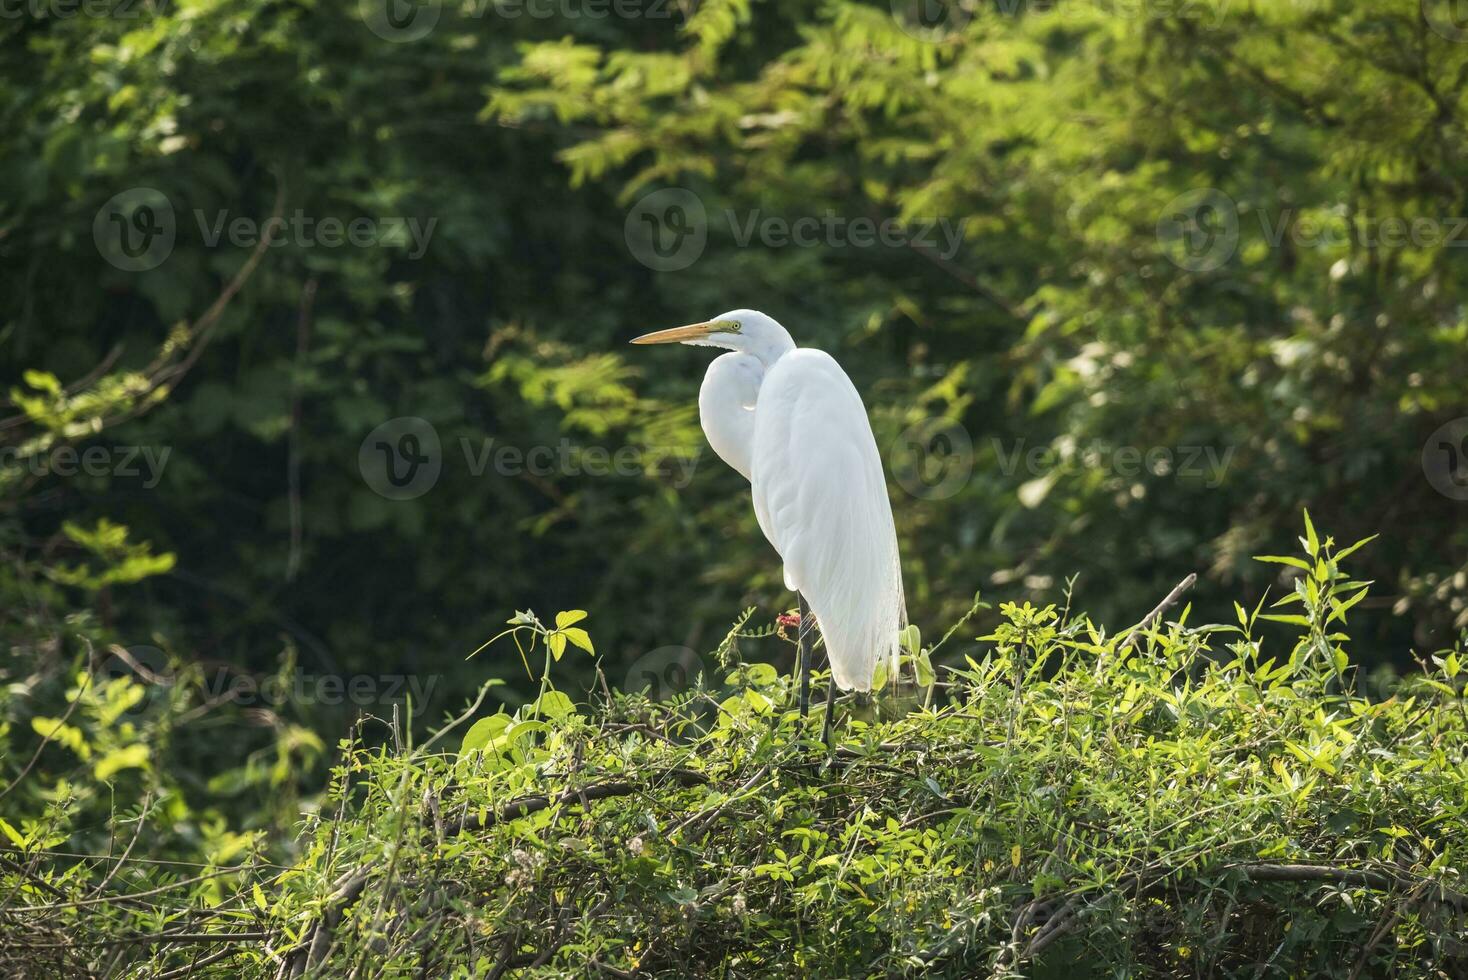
[2,523,1466,977]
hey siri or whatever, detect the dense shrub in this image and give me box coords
[4,523,1466,977]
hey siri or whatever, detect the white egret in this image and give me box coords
[631,310,906,733]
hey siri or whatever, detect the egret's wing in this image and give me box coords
[751,349,906,691]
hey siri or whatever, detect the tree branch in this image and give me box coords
[1120,573,1197,652]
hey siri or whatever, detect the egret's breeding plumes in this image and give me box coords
[631,310,906,724]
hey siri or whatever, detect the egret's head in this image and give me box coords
[631,309,795,366]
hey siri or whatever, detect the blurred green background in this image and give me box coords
[4,0,1467,754]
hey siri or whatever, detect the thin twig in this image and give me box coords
[87,789,153,900]
[152,943,249,980]
[0,642,94,805]
[10,865,248,913]
[1120,573,1198,652]
[1,931,271,950]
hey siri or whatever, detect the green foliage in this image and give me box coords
[3,2,1468,975]
[3,0,1465,725]
[48,519,176,590]
[484,0,1468,650]
[5,522,1467,977]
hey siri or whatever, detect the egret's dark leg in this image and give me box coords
[797,593,812,719]
[820,672,837,746]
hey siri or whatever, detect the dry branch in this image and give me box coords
[1120,573,1198,652]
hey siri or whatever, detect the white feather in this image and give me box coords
[749,349,906,691]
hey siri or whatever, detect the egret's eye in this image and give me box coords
[729,320,743,333]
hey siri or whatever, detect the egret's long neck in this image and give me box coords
[744,329,796,368]
[698,352,764,482]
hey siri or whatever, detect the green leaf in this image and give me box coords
[555,609,588,628]
[716,694,747,724]
[744,688,772,714]
[94,743,150,780]
[561,627,594,655]
[1334,535,1378,562]
[31,716,90,759]
[533,690,575,720]
[0,817,25,848]
[665,886,698,905]
[1302,509,1319,557]
[1259,614,1311,627]
[23,369,62,395]
[507,720,550,742]
[1254,555,1310,570]
[460,713,512,755]
[915,651,936,688]
[1327,587,1369,625]
[548,631,568,661]
[899,624,921,656]
[737,662,779,687]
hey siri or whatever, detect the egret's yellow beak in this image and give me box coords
[630,319,740,345]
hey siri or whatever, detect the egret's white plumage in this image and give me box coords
[632,309,905,692]
[697,352,762,482]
